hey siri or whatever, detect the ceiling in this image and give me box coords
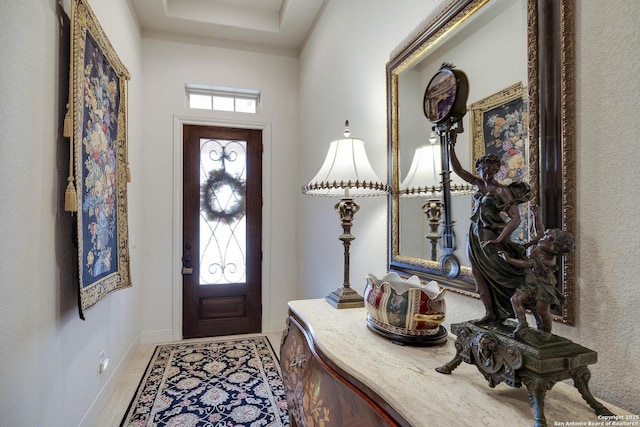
[128,0,327,56]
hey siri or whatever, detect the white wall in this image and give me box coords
[298,0,640,414]
[298,0,434,301]
[138,38,299,341]
[0,0,143,425]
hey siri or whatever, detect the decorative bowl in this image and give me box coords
[364,272,447,346]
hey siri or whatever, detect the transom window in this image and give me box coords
[186,84,260,114]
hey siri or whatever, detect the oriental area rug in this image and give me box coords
[121,335,289,426]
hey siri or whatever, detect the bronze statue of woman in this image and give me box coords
[449,140,531,324]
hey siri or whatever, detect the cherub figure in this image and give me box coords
[498,205,575,338]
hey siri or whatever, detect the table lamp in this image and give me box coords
[302,120,389,308]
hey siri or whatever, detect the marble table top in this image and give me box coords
[288,299,632,427]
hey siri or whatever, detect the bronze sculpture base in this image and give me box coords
[437,321,614,427]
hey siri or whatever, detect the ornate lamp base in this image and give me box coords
[326,286,364,309]
[324,197,365,309]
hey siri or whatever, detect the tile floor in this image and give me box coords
[94,332,283,426]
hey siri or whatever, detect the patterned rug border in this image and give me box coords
[120,334,287,426]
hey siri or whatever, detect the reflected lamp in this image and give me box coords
[399,132,471,261]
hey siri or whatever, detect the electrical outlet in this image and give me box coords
[98,351,109,374]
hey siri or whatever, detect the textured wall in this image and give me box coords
[569,0,640,411]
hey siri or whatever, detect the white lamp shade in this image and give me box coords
[400,143,472,197]
[303,137,388,197]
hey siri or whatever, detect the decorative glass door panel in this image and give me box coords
[199,138,247,286]
[183,125,262,338]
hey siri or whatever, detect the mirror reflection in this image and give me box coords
[394,0,528,283]
[388,0,576,324]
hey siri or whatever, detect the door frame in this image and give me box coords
[172,115,272,341]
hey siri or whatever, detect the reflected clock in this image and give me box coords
[423,63,469,124]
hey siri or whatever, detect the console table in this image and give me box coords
[280,299,629,427]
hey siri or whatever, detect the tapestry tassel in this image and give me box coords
[65,177,78,212]
[64,103,78,213]
[63,105,71,138]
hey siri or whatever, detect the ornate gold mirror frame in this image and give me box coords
[387,0,575,324]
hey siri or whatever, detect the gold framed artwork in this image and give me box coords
[470,82,530,243]
[68,0,131,317]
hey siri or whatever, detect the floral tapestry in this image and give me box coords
[70,0,131,317]
[470,82,530,243]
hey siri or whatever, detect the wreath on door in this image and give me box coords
[201,169,246,223]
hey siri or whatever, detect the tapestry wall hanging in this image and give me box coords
[66,0,131,317]
[470,82,530,243]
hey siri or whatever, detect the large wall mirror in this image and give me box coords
[387,0,576,324]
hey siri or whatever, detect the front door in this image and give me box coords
[182,125,262,338]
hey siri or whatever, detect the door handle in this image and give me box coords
[182,256,193,275]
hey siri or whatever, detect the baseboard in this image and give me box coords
[141,325,283,344]
[77,333,141,427]
[141,328,174,344]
